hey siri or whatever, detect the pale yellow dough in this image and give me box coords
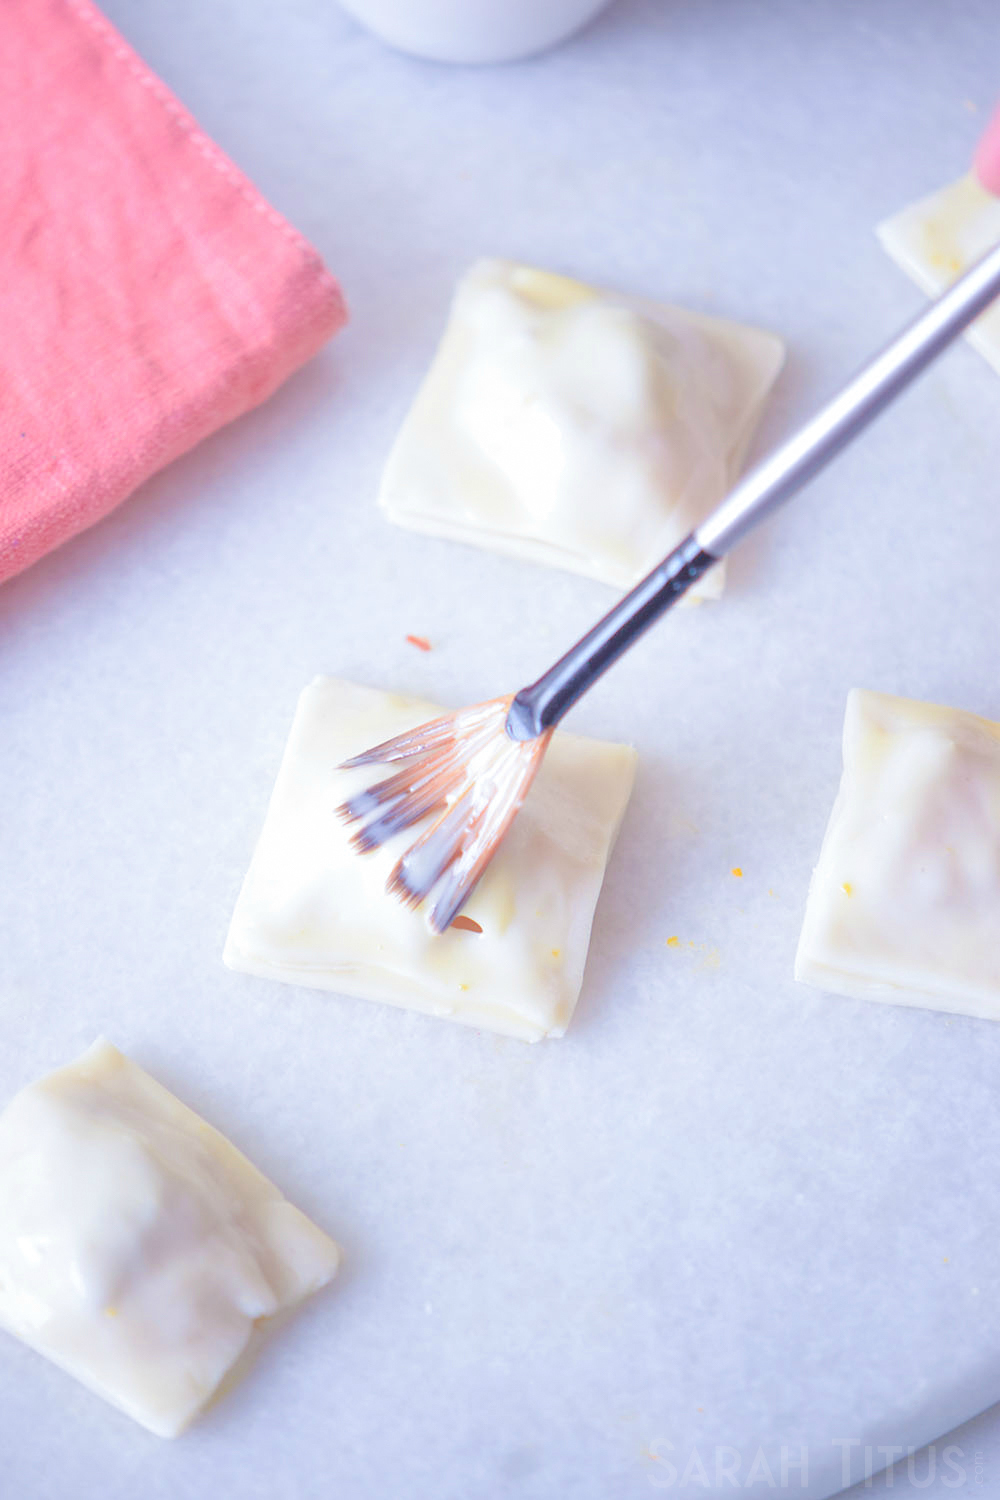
[377,259,785,598]
[795,690,1000,1020]
[0,1040,340,1436]
[224,676,637,1042]
[877,174,1000,375]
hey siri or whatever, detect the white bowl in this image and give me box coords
[338,0,614,65]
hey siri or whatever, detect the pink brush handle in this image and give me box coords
[975,102,1000,195]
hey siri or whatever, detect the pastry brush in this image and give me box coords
[339,238,1000,932]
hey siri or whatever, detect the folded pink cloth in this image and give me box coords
[0,0,347,585]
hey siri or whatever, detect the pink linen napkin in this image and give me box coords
[0,0,347,586]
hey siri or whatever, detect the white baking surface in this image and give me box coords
[2,1,999,1495]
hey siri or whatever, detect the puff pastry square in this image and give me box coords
[877,174,1000,375]
[377,259,784,597]
[0,1040,340,1436]
[795,690,1000,1020]
[224,676,637,1041]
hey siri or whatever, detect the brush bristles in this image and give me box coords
[337,696,551,933]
